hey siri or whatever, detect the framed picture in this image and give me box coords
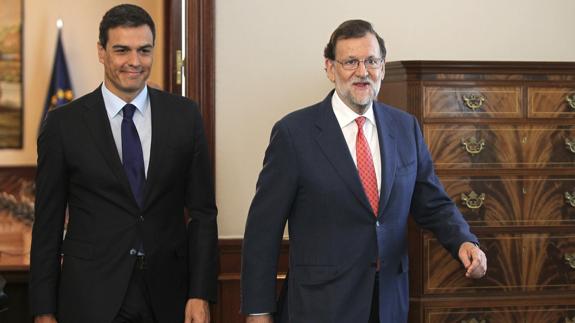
[0,0,23,148]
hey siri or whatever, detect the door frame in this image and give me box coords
[164,0,215,168]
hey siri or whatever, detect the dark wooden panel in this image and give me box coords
[209,239,289,323]
[440,176,575,227]
[186,0,216,168]
[424,125,575,169]
[424,233,575,295]
[529,87,575,118]
[426,305,575,323]
[423,86,522,119]
[382,61,575,323]
[0,273,32,323]
[165,0,216,174]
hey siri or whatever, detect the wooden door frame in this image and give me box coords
[164,0,216,168]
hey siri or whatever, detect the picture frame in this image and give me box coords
[0,0,23,149]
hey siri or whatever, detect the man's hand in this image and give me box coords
[246,314,273,323]
[458,241,487,279]
[34,314,57,323]
[184,298,210,323]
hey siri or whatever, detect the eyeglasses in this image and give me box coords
[334,57,384,70]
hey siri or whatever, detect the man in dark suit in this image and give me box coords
[241,20,487,323]
[29,4,217,323]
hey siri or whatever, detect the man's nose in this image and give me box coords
[127,51,141,66]
[354,61,369,77]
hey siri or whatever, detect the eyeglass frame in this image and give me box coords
[333,57,384,70]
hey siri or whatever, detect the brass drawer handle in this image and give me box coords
[462,137,485,155]
[461,319,487,323]
[567,94,575,110]
[565,253,575,269]
[566,138,575,154]
[462,191,485,209]
[462,94,485,111]
[566,191,575,208]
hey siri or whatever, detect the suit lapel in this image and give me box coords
[314,93,374,214]
[142,87,170,209]
[82,86,136,208]
[373,103,397,218]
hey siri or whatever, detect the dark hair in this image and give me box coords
[324,19,386,60]
[99,4,156,48]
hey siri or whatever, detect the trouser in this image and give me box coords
[112,256,157,323]
[369,274,379,323]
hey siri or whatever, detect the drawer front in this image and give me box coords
[425,125,575,169]
[440,176,575,227]
[529,87,575,118]
[423,234,575,295]
[423,86,522,119]
[424,306,575,323]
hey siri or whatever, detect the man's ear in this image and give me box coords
[97,42,105,64]
[325,58,335,83]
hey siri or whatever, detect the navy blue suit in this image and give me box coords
[241,91,477,322]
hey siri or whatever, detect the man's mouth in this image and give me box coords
[353,81,370,89]
[122,70,142,76]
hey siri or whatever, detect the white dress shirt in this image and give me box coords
[331,91,382,192]
[101,83,152,177]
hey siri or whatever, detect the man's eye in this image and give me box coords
[366,58,377,65]
[344,59,358,67]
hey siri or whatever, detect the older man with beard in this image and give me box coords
[240,19,486,323]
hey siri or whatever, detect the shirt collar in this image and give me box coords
[331,90,376,129]
[101,82,149,119]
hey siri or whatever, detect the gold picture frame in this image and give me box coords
[0,0,23,148]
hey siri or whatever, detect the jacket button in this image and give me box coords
[129,248,137,256]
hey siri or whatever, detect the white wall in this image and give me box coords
[3,0,575,238]
[0,0,163,166]
[215,0,575,237]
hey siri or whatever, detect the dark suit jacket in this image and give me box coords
[29,86,218,323]
[241,91,477,323]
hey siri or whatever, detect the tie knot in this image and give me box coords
[355,116,366,128]
[123,104,137,120]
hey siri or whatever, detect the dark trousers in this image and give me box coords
[112,257,157,323]
[369,275,379,323]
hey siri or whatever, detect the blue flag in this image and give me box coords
[41,30,73,122]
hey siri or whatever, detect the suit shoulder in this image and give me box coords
[376,102,419,129]
[276,100,323,126]
[46,89,99,119]
[375,102,414,120]
[149,87,198,108]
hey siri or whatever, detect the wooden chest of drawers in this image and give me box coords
[379,61,575,323]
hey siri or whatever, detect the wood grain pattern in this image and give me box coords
[440,176,575,227]
[424,86,522,119]
[426,306,575,323]
[529,87,575,118]
[425,125,575,169]
[424,233,575,294]
[381,61,575,323]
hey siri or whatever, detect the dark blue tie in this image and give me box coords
[122,104,145,208]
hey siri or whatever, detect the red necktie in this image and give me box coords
[355,116,379,216]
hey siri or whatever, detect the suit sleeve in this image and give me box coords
[29,111,68,315]
[185,104,219,302]
[408,116,478,259]
[240,120,298,314]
